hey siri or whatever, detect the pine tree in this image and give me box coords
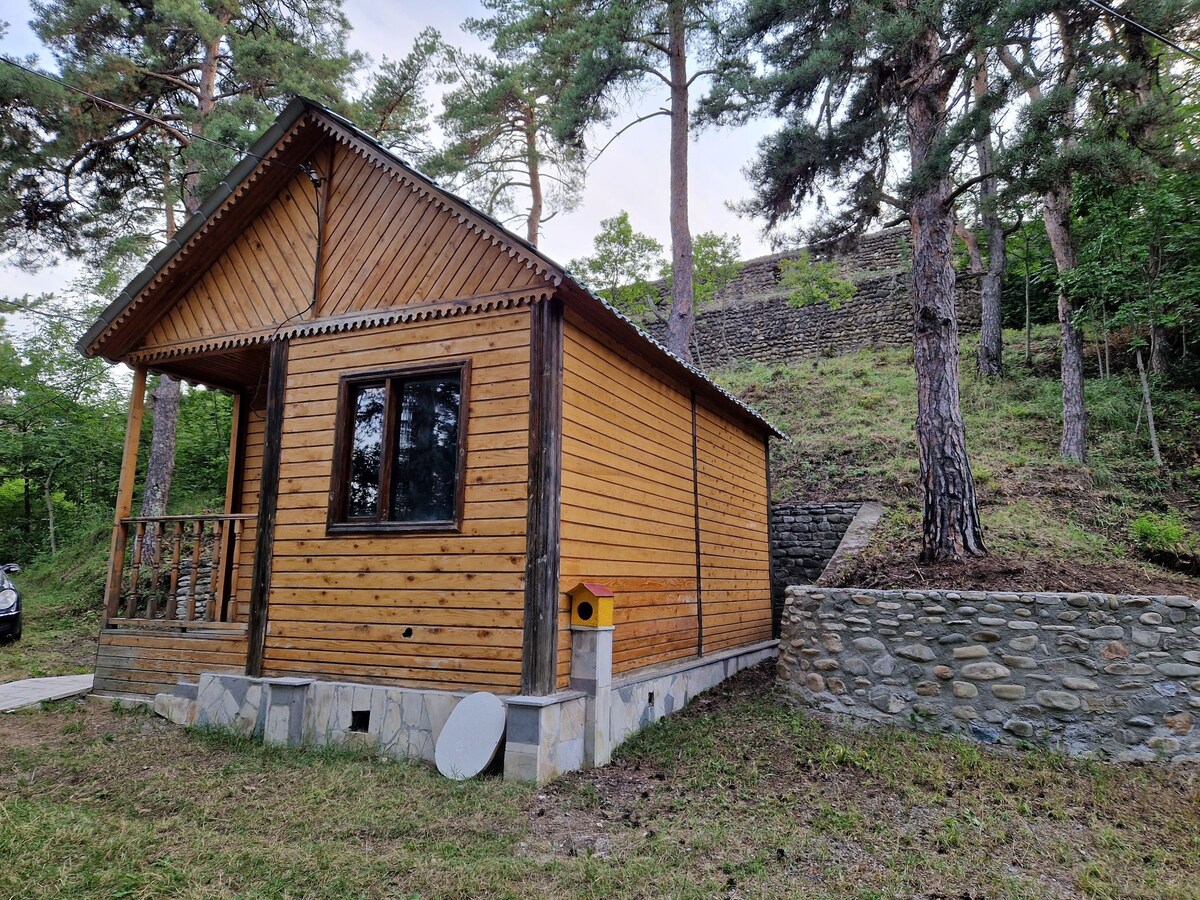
[426,46,585,247]
[478,0,733,361]
[706,0,992,562]
[23,0,361,537]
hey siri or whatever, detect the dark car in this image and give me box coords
[0,564,20,643]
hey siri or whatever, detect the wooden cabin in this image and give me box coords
[79,99,781,750]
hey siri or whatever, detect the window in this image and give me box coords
[329,362,468,533]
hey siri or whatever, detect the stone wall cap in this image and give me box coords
[505,690,588,708]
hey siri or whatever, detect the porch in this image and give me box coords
[94,342,279,698]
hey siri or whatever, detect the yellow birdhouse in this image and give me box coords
[570,582,614,628]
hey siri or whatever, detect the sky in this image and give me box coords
[0,0,783,308]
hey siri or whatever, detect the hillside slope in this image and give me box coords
[717,327,1200,594]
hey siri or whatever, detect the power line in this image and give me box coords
[1081,0,1200,65]
[0,55,315,176]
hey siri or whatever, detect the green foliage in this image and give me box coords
[779,252,856,311]
[569,211,665,315]
[351,28,441,160]
[9,0,362,268]
[1129,514,1195,556]
[666,231,743,311]
[1071,170,1200,345]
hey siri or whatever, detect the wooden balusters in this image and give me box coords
[126,522,146,619]
[104,513,254,628]
[228,518,244,623]
[167,522,184,620]
[185,519,204,622]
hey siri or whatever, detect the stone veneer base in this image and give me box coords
[152,639,779,783]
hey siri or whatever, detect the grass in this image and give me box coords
[0,520,109,683]
[716,326,1200,592]
[2,666,1198,899]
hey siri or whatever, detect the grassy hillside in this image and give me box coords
[718,327,1200,594]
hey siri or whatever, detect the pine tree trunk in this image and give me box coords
[907,22,986,563]
[663,0,695,362]
[524,108,543,247]
[974,60,1004,378]
[1151,321,1169,375]
[1042,185,1087,464]
[139,374,181,523]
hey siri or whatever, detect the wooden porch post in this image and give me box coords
[104,367,148,620]
[246,340,288,676]
[213,393,246,622]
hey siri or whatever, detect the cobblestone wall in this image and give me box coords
[643,228,981,367]
[779,586,1200,763]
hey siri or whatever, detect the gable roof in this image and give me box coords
[78,97,782,438]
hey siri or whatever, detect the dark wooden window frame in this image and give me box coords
[326,359,471,535]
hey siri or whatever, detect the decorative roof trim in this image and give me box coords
[126,289,547,364]
[312,116,562,288]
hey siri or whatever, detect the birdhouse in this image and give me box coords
[570,582,614,628]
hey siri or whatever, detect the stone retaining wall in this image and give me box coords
[771,503,862,588]
[642,229,980,368]
[779,586,1200,763]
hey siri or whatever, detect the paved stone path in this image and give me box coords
[0,674,94,712]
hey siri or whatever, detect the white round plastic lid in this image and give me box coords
[434,691,507,780]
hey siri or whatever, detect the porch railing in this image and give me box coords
[104,514,256,629]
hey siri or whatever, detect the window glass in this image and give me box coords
[389,375,461,522]
[347,384,385,518]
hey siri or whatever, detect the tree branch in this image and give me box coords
[586,109,671,170]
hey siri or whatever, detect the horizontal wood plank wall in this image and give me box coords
[316,142,546,317]
[695,399,772,653]
[260,307,531,692]
[137,172,317,353]
[93,629,248,698]
[558,307,699,682]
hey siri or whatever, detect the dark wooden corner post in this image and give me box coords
[521,297,564,696]
[246,338,289,677]
[103,366,148,621]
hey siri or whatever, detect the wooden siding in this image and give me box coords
[132,138,550,362]
[695,399,773,653]
[316,142,546,317]
[138,172,318,354]
[93,628,248,698]
[558,307,701,680]
[259,307,531,692]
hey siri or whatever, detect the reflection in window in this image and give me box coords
[390,377,461,522]
[348,385,385,517]
[334,367,464,529]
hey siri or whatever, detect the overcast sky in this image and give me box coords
[1,0,782,307]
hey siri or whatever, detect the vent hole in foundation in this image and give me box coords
[350,710,370,733]
[402,627,414,638]
[647,691,654,706]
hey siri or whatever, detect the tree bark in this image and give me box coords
[663,0,695,362]
[139,374,181,520]
[974,56,1004,379]
[1042,184,1087,464]
[524,106,543,247]
[907,19,986,563]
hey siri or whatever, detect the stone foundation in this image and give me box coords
[153,638,779,782]
[779,587,1200,763]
